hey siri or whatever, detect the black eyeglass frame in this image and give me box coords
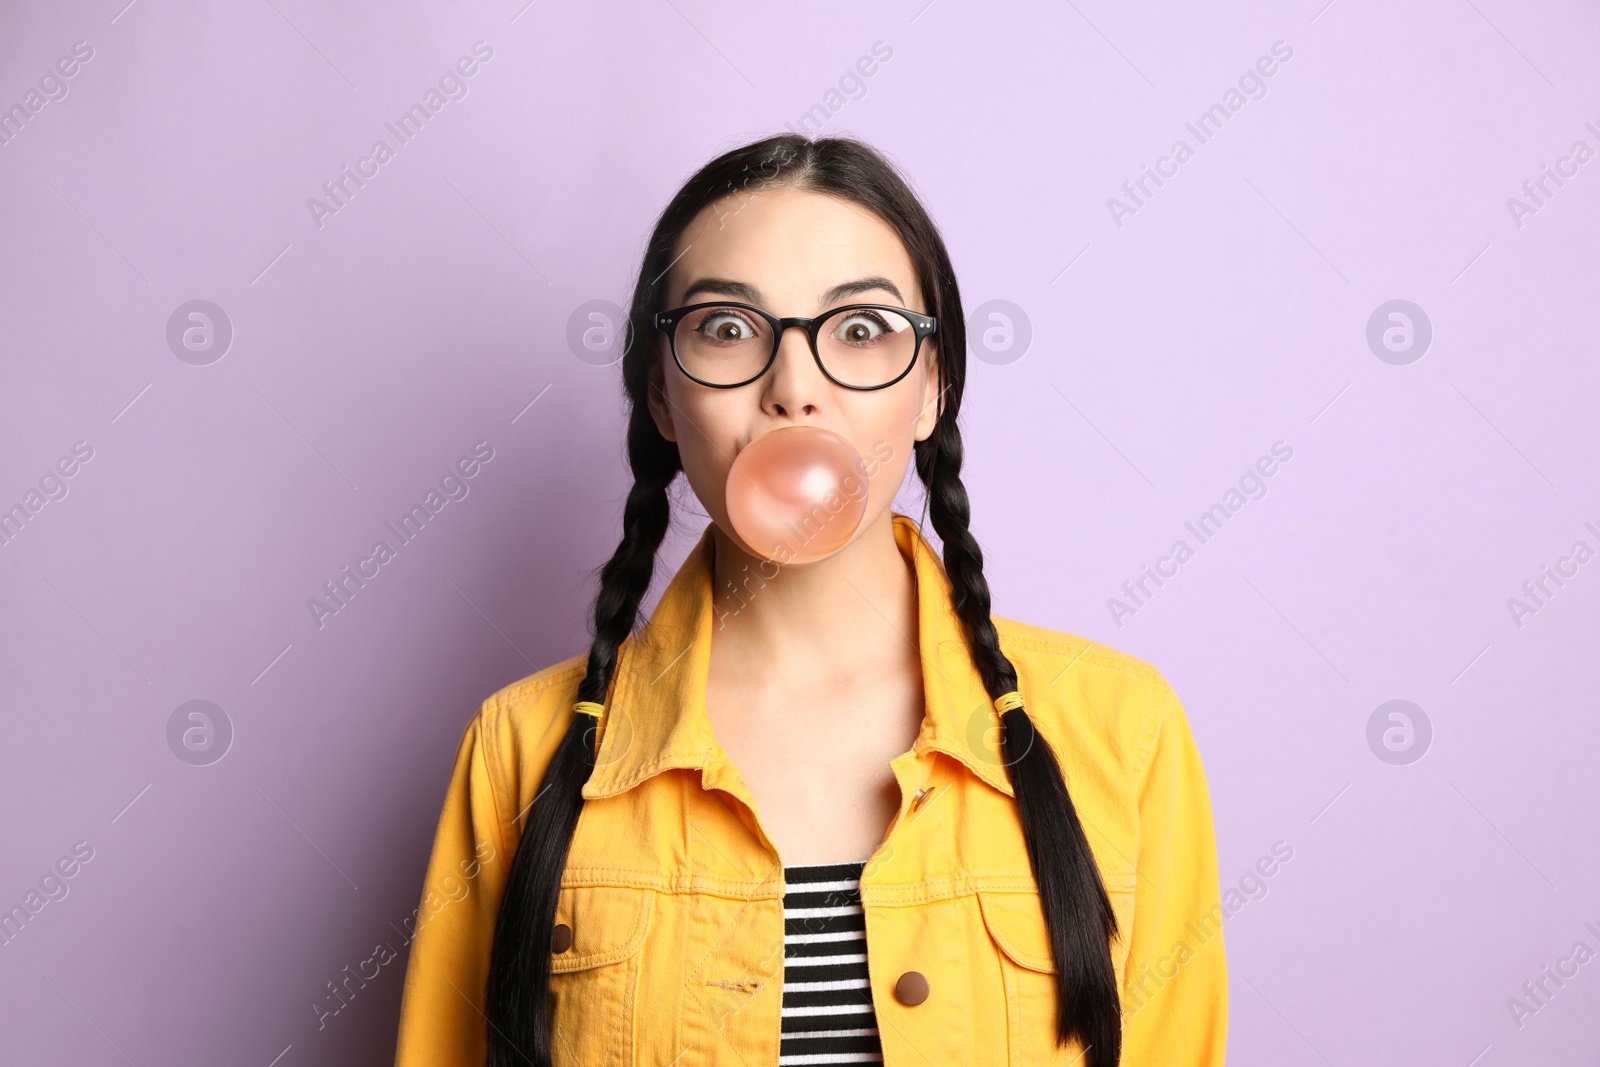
[651,300,938,391]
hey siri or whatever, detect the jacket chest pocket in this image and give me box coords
[548,886,656,1067]
[977,883,1135,1064]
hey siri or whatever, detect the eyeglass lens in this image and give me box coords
[672,305,919,388]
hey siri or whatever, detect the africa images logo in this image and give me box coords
[1106,39,1294,228]
[306,441,495,629]
[305,41,494,230]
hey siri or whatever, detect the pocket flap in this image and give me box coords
[549,885,654,973]
[978,873,1137,977]
[977,890,1056,974]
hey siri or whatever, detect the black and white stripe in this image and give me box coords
[781,860,883,1065]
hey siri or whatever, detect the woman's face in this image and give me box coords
[646,184,942,560]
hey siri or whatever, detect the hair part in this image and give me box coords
[486,133,1122,1067]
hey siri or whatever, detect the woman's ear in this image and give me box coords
[912,343,941,443]
[645,347,678,443]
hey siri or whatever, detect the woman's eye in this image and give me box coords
[833,312,889,344]
[699,313,755,342]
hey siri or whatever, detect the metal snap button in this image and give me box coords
[551,922,574,953]
[894,970,930,1006]
[910,785,934,812]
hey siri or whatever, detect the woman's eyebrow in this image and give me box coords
[679,276,907,308]
[681,278,763,303]
[819,276,904,306]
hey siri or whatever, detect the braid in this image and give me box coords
[919,417,1124,1067]
[484,403,680,1066]
[918,421,1011,695]
[575,403,683,703]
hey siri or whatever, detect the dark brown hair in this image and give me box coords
[485,134,1122,1066]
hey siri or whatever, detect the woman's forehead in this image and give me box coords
[668,187,919,309]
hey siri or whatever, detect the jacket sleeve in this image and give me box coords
[393,703,513,1067]
[1119,682,1228,1064]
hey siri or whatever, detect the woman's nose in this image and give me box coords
[762,324,827,416]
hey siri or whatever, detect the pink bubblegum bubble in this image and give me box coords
[725,425,870,565]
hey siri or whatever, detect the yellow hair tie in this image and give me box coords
[993,690,1025,714]
[572,701,605,719]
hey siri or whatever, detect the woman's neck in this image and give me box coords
[708,509,918,684]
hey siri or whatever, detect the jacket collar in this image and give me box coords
[582,512,1015,801]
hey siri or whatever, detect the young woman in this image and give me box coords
[393,135,1227,1066]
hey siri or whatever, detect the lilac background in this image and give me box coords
[3,0,1598,1063]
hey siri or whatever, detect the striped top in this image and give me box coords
[781,860,883,1065]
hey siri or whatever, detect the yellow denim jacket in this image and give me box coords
[394,513,1227,1065]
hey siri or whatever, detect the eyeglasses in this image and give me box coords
[652,301,937,390]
